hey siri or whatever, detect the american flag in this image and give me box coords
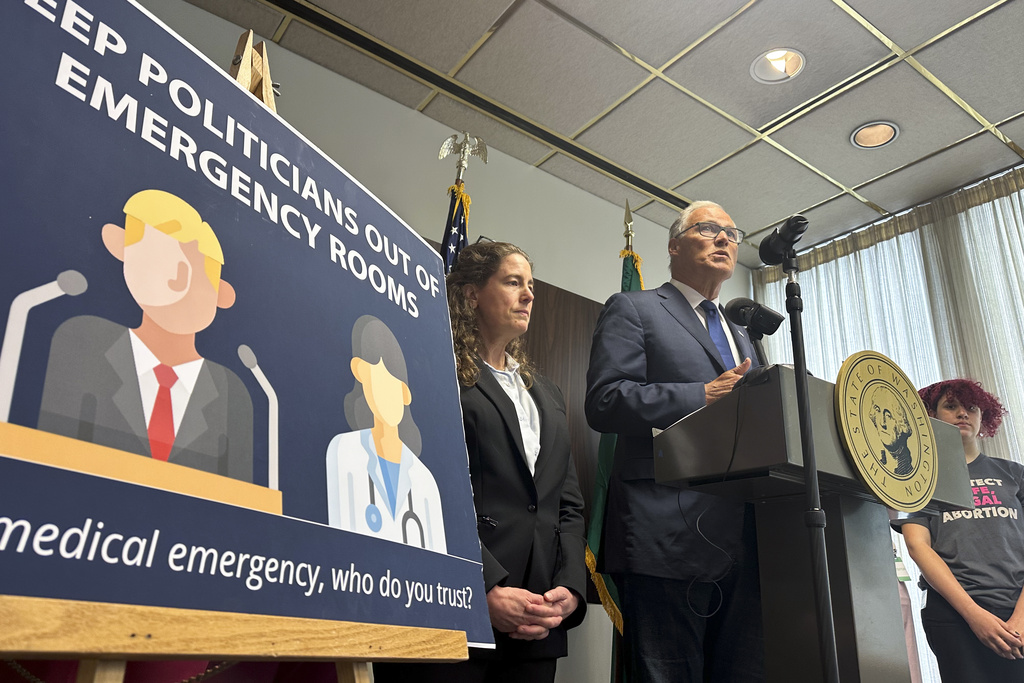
[441,182,470,274]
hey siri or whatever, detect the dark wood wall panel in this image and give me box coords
[522,280,605,530]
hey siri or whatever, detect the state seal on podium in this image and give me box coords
[834,351,937,512]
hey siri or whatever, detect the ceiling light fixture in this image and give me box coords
[766,50,789,73]
[851,121,899,149]
[750,48,805,84]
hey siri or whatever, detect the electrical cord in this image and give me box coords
[675,376,757,619]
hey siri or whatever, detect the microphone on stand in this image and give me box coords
[723,297,784,338]
[759,214,808,266]
[759,214,841,681]
[724,297,784,386]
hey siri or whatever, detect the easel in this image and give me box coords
[0,594,466,682]
[229,30,277,113]
[0,31,470,683]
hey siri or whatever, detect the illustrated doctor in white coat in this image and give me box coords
[326,315,447,553]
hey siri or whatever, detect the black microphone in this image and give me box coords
[724,297,784,337]
[758,214,808,266]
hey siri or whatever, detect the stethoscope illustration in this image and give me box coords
[365,475,425,548]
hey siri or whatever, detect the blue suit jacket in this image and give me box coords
[585,283,760,580]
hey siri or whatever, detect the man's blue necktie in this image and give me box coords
[699,299,734,367]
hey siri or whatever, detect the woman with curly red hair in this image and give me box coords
[899,379,1024,680]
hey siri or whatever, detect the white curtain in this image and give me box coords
[752,164,1024,683]
[754,165,1024,463]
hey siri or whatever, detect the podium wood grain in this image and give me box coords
[0,595,467,661]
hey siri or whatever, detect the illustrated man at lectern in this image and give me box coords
[585,200,764,682]
[37,189,254,482]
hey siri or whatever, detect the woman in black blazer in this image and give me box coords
[375,241,586,683]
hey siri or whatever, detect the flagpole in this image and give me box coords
[623,200,633,253]
[587,201,645,655]
[438,132,487,273]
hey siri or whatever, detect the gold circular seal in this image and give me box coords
[834,351,937,512]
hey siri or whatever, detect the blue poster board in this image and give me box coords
[0,0,491,649]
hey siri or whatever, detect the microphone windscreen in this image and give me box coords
[724,297,756,326]
[758,230,785,266]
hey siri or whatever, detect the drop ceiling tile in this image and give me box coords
[543,0,750,68]
[857,134,1024,213]
[575,80,754,188]
[676,143,841,233]
[663,0,893,129]
[842,0,996,51]
[636,201,683,229]
[914,0,1024,124]
[182,0,285,39]
[784,194,884,250]
[279,23,432,109]
[453,0,649,137]
[422,95,554,165]
[770,62,982,188]
[308,0,513,72]
[538,154,650,209]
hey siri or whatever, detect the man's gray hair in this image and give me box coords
[668,200,725,241]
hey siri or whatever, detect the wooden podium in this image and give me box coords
[653,364,973,683]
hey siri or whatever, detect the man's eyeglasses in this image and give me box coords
[680,222,745,244]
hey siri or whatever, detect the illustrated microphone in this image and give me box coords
[758,214,808,266]
[239,344,280,491]
[0,270,88,421]
[723,297,784,337]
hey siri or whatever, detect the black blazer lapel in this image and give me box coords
[473,358,531,476]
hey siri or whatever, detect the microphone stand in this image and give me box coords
[746,327,768,368]
[783,248,840,683]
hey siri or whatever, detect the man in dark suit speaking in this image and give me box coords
[585,200,763,682]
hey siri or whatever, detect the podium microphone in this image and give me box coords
[759,214,808,266]
[724,297,784,338]
[724,297,781,372]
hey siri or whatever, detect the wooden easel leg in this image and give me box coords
[76,659,126,683]
[335,661,371,683]
[226,30,277,113]
[229,30,254,86]
[254,42,276,112]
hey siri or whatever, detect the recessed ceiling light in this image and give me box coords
[851,121,899,149]
[750,48,805,84]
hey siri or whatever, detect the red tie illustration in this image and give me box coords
[148,364,178,461]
